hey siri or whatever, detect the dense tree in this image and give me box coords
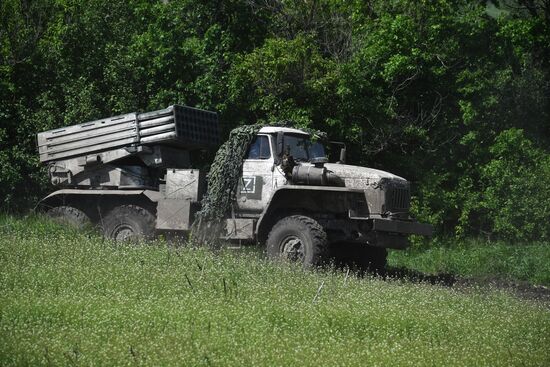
[1,0,548,241]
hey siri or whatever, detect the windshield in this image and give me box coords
[284,134,326,162]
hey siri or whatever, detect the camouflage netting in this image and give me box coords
[192,122,326,243]
[193,124,262,240]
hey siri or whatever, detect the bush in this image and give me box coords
[479,129,550,241]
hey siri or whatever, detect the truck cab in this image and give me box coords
[237,127,317,213]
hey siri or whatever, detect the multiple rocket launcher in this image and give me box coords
[37,105,219,164]
[36,105,219,188]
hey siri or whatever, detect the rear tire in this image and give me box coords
[266,215,328,267]
[102,205,156,242]
[47,206,91,230]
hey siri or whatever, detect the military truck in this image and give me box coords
[37,105,432,270]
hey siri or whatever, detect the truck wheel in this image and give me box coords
[102,205,155,242]
[266,215,328,267]
[47,206,91,230]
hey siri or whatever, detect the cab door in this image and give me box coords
[236,134,277,213]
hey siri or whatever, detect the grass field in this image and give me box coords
[389,238,550,286]
[1,215,549,366]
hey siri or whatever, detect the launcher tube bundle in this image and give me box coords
[38,105,219,163]
[37,105,219,188]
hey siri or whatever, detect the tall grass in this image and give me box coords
[1,215,549,366]
[389,238,550,286]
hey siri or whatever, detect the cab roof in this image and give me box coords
[258,126,309,135]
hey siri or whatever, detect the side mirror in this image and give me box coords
[339,146,347,164]
[328,141,346,164]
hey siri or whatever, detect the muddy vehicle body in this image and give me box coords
[37,105,432,269]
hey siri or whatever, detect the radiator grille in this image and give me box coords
[387,186,410,211]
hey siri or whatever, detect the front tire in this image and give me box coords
[266,215,328,267]
[102,204,156,242]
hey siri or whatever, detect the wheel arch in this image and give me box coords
[255,186,365,244]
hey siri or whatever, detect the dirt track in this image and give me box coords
[384,267,550,305]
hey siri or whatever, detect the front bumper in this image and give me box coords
[323,216,434,249]
[360,218,433,249]
[370,218,434,237]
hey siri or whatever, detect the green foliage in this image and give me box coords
[1,0,549,242]
[228,35,338,127]
[480,129,550,240]
[1,215,549,366]
[442,128,550,241]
